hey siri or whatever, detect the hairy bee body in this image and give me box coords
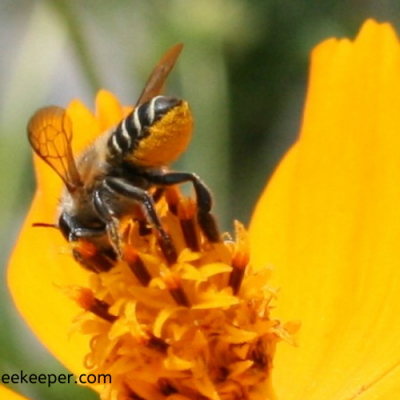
[28,44,219,271]
[58,95,192,235]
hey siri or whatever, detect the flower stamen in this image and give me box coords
[161,269,191,307]
[146,334,169,353]
[65,286,117,323]
[122,244,152,286]
[229,221,250,295]
[165,186,180,215]
[157,231,178,265]
[177,198,200,251]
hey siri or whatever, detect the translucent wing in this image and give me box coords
[135,43,183,106]
[27,106,82,192]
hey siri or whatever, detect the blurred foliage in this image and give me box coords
[1,1,400,399]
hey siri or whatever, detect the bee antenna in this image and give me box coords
[32,222,58,229]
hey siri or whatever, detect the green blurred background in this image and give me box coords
[1,1,400,399]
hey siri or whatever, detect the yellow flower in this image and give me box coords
[6,18,400,400]
[8,90,290,399]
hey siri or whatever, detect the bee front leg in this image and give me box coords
[92,189,123,257]
[94,178,177,263]
[144,171,220,243]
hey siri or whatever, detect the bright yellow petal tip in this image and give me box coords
[95,89,125,133]
[0,385,31,400]
[251,19,400,399]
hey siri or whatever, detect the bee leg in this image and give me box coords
[108,217,123,256]
[135,188,164,236]
[90,190,122,258]
[144,171,220,242]
[94,178,177,264]
[152,187,165,203]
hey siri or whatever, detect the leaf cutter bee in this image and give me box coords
[28,44,220,270]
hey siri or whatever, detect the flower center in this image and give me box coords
[66,188,293,400]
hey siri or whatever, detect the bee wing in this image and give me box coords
[135,43,183,106]
[27,106,82,192]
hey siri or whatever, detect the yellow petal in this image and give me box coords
[8,91,125,376]
[95,89,124,132]
[0,385,31,400]
[250,20,400,399]
[8,192,91,374]
[66,98,100,154]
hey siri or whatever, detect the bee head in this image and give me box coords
[132,97,194,167]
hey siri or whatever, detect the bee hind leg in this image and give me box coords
[143,171,220,243]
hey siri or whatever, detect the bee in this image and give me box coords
[28,44,220,271]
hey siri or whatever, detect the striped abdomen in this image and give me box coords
[107,95,182,160]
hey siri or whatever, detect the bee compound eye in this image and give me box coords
[58,213,72,241]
